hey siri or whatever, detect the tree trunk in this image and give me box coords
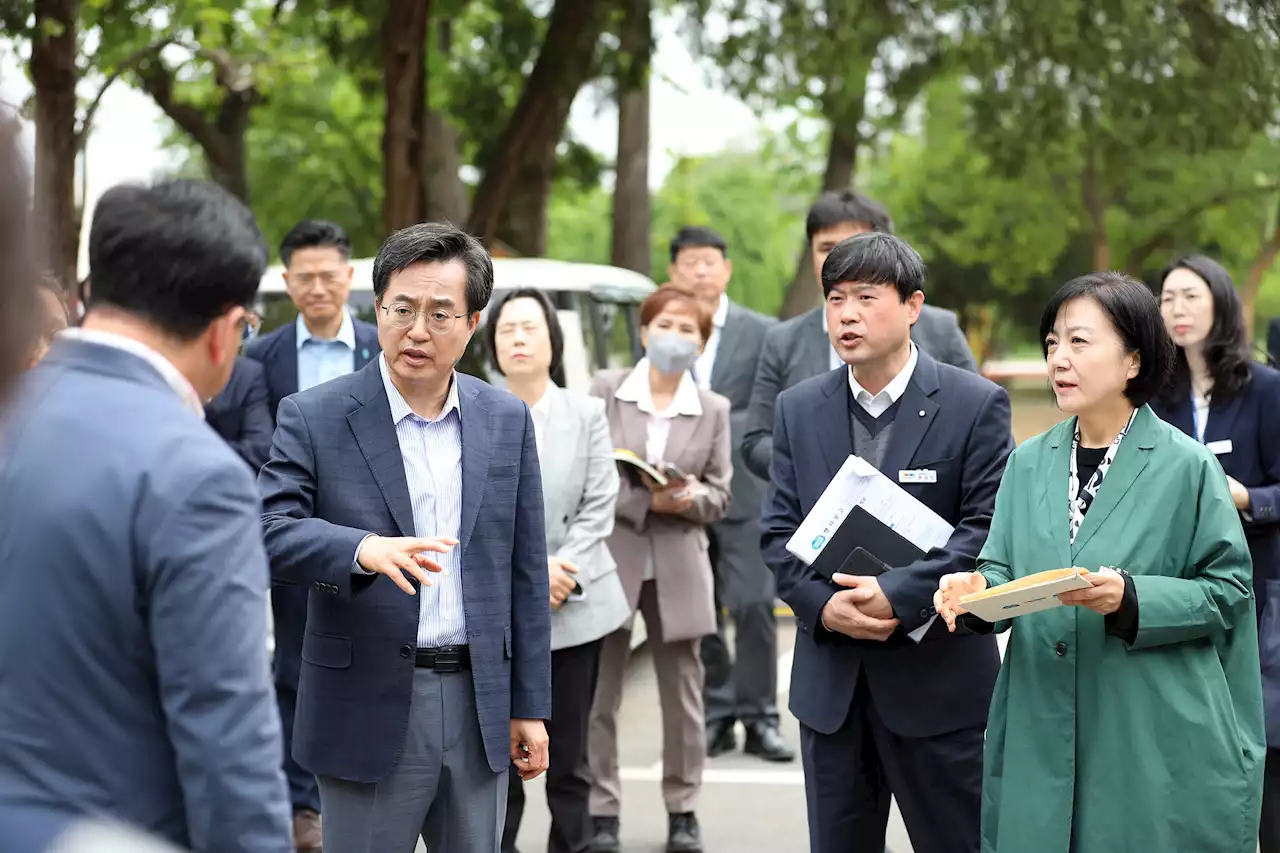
[381,0,430,234]
[422,20,469,225]
[468,0,609,250]
[30,0,82,287]
[610,0,651,276]
[1241,196,1280,340]
[1081,129,1111,271]
[135,50,259,203]
[777,120,859,319]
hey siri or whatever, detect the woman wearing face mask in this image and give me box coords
[585,284,731,853]
[934,272,1262,853]
[1149,254,1280,853]
[484,287,633,853]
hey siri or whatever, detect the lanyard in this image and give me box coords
[1190,390,1207,443]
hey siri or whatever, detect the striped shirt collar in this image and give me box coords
[378,354,460,424]
[59,328,205,418]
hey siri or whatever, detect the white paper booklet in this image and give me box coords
[959,567,1095,622]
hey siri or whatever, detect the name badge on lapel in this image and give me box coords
[1206,439,1233,456]
[899,469,937,484]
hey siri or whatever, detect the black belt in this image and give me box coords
[415,645,470,672]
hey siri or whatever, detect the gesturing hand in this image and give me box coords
[1057,569,1125,615]
[549,557,580,609]
[820,587,900,641]
[356,535,458,595]
[934,572,987,632]
[510,718,549,781]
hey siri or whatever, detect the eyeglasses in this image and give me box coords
[380,304,468,333]
[241,311,262,343]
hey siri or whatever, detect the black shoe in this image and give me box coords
[706,719,736,757]
[590,816,620,853]
[743,721,795,762]
[667,812,702,853]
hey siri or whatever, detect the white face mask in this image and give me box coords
[645,332,700,375]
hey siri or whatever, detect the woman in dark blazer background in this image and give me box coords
[1150,253,1280,853]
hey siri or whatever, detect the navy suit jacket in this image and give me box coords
[0,339,290,853]
[257,362,552,780]
[760,353,1013,737]
[1151,362,1280,615]
[205,356,274,471]
[243,316,380,422]
[244,316,380,688]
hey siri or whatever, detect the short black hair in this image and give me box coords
[279,219,351,266]
[821,232,925,301]
[669,225,728,263]
[87,179,267,341]
[1157,254,1253,403]
[484,288,566,386]
[1039,271,1175,407]
[806,190,894,242]
[372,222,494,313]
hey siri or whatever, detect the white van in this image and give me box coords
[255,257,656,393]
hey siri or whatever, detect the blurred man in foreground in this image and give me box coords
[0,178,292,853]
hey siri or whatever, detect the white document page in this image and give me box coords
[786,454,956,642]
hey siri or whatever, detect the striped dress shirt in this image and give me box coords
[379,356,468,648]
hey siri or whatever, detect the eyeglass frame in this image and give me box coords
[378,300,471,334]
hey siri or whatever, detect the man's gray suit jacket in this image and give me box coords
[0,338,291,853]
[741,303,977,480]
[257,362,552,782]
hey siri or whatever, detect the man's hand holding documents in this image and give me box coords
[788,455,956,643]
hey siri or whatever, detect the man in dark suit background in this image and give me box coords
[244,219,379,851]
[258,222,552,852]
[666,226,794,763]
[205,353,274,471]
[760,233,1012,853]
[0,179,290,853]
[742,191,978,481]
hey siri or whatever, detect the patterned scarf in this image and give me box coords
[1068,409,1138,544]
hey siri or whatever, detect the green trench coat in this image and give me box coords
[976,405,1264,853]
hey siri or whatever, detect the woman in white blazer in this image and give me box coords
[486,287,632,853]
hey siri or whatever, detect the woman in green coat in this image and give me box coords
[935,271,1264,853]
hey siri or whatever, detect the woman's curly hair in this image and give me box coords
[0,106,34,402]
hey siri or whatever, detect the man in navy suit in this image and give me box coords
[206,354,274,471]
[258,222,552,853]
[760,233,1013,853]
[0,179,290,852]
[244,219,379,850]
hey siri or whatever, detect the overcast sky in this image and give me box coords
[0,15,795,276]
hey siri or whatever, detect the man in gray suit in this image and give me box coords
[742,191,979,480]
[0,179,291,853]
[258,223,552,853]
[668,226,794,762]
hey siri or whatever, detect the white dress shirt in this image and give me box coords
[60,328,205,417]
[848,343,919,417]
[296,310,357,392]
[379,355,468,648]
[692,293,729,390]
[615,358,703,580]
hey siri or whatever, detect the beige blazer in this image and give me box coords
[537,385,632,651]
[588,367,733,643]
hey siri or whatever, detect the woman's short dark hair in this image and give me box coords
[821,232,925,301]
[484,288,565,387]
[1039,271,1175,407]
[1156,255,1253,404]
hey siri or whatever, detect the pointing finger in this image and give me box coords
[412,553,445,573]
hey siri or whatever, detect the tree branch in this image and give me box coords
[77,38,176,147]
[1124,182,1280,272]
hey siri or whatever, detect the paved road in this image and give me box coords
[498,619,913,853]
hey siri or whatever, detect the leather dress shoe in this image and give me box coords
[292,809,323,852]
[667,812,703,853]
[744,721,795,762]
[590,815,620,853]
[706,719,736,757]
